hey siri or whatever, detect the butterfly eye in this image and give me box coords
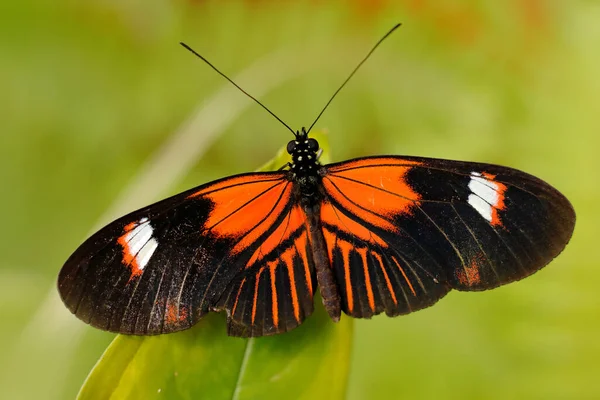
[286,141,297,154]
[307,138,319,151]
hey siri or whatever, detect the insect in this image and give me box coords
[58,24,575,337]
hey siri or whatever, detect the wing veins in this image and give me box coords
[493,202,548,266]
[449,203,502,281]
[378,249,411,310]
[324,180,447,280]
[327,195,380,246]
[328,162,424,173]
[119,217,175,333]
[81,176,287,271]
[132,276,156,334]
[73,249,120,320]
[327,173,417,203]
[146,256,170,333]
[413,205,469,276]
[196,182,292,311]
[111,254,145,331]
[390,249,430,292]
[325,196,434,304]
[203,180,289,232]
[370,245,403,307]
[328,172,468,206]
[330,160,549,200]
[251,203,295,268]
[196,176,286,197]
[457,197,540,277]
[242,226,307,274]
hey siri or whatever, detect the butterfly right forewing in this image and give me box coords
[319,156,575,319]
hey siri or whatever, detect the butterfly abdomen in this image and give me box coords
[303,202,342,322]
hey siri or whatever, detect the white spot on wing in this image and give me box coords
[122,218,158,271]
[468,176,498,205]
[137,238,158,270]
[467,171,503,222]
[126,223,153,256]
[468,193,493,222]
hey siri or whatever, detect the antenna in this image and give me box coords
[306,23,402,134]
[180,42,296,135]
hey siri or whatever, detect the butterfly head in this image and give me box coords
[287,127,318,154]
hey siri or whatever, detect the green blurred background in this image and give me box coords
[1,0,598,398]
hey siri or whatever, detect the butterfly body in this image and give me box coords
[286,128,343,323]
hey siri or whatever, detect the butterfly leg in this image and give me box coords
[277,162,291,171]
[304,203,341,322]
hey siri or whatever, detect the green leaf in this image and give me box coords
[78,131,353,400]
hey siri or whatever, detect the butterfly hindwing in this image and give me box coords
[320,156,575,318]
[58,171,313,335]
[213,205,317,337]
[321,220,451,318]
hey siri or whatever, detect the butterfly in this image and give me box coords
[57,24,575,338]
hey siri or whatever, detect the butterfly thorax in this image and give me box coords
[286,128,323,205]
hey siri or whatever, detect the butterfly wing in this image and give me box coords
[320,156,575,318]
[212,203,317,337]
[58,172,315,336]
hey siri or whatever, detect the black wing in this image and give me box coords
[58,172,315,337]
[319,156,575,318]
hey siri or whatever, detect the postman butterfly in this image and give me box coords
[58,24,575,337]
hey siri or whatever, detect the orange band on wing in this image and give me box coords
[391,256,416,296]
[338,240,354,313]
[190,175,291,256]
[321,202,388,247]
[231,277,246,318]
[246,205,306,267]
[371,251,398,305]
[269,262,279,329]
[188,174,285,198]
[295,231,313,297]
[324,159,422,229]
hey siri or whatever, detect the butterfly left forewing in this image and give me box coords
[58,172,302,335]
[320,156,575,319]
